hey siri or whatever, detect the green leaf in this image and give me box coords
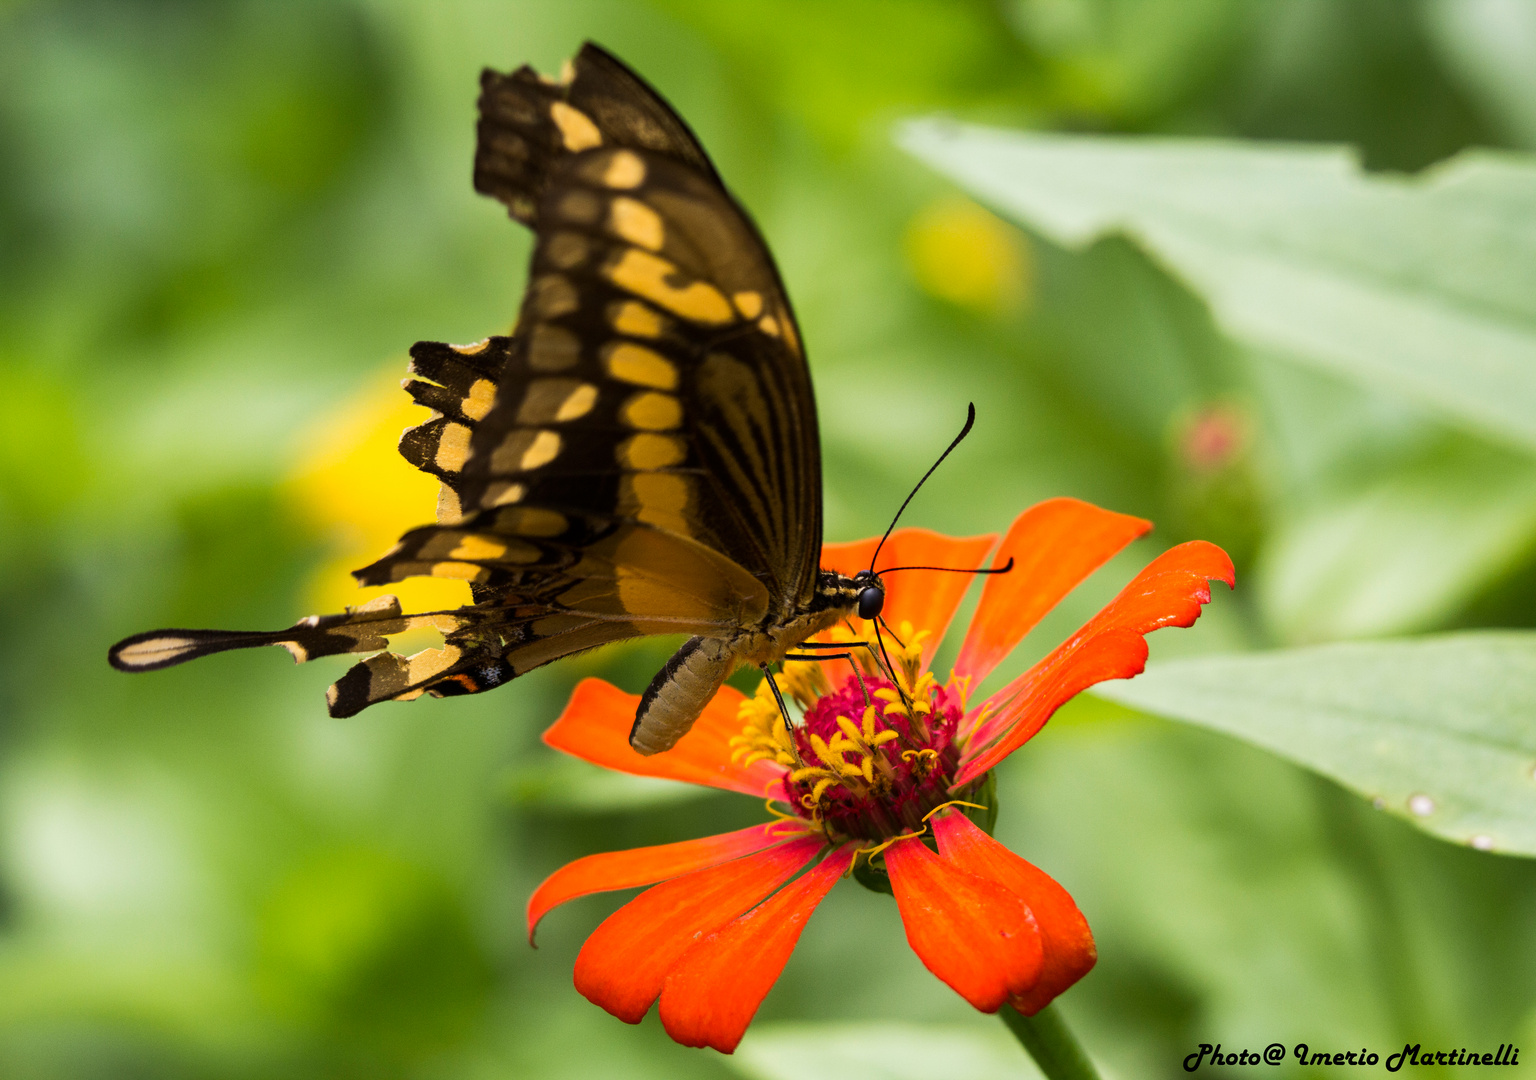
[1426,0,1536,150]
[1258,439,1536,642]
[731,1022,1042,1080]
[898,122,1536,452]
[1092,632,1536,855]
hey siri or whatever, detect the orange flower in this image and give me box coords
[530,498,1235,1053]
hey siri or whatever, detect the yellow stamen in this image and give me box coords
[946,670,974,713]
[921,799,987,823]
[857,826,928,862]
[902,747,940,779]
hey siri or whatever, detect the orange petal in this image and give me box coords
[544,678,786,797]
[573,835,825,1024]
[820,529,997,681]
[956,540,1234,784]
[527,822,801,945]
[659,845,855,1052]
[953,499,1150,686]
[884,835,1043,1012]
[931,810,1095,1014]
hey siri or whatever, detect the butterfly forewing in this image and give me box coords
[432,148,819,596]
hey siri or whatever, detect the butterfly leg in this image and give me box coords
[786,639,884,697]
[758,663,795,733]
[783,650,873,708]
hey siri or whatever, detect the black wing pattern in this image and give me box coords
[110,43,824,719]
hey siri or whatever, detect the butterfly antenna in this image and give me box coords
[878,557,1016,577]
[869,403,976,573]
[870,614,919,719]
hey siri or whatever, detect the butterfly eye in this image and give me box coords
[857,584,884,620]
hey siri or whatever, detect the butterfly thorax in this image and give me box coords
[627,568,863,756]
[740,567,864,665]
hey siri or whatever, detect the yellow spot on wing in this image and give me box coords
[610,300,668,338]
[550,101,602,151]
[757,315,780,337]
[555,382,599,421]
[462,379,496,421]
[448,534,507,561]
[435,423,472,472]
[518,379,589,424]
[490,430,537,472]
[406,644,464,681]
[430,562,486,581]
[621,391,683,431]
[610,197,664,250]
[618,432,686,470]
[733,291,763,319]
[604,342,678,390]
[622,472,691,533]
[452,339,490,355]
[520,429,561,470]
[482,481,526,508]
[608,249,732,324]
[600,150,646,189]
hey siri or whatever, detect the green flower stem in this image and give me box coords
[1000,1004,1102,1080]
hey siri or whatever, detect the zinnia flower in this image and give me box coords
[529,498,1234,1053]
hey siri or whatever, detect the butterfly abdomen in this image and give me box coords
[629,635,735,755]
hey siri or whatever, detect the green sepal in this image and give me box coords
[851,851,893,895]
[963,771,998,835]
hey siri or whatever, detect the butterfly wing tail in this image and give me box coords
[107,595,452,673]
[108,627,310,672]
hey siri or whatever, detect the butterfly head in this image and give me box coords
[852,569,885,621]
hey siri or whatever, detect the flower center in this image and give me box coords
[730,624,969,842]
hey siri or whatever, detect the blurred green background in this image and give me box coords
[3,1,1536,1077]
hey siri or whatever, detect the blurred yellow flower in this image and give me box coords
[286,364,472,621]
[904,196,1031,313]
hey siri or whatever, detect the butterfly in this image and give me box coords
[108,42,895,755]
